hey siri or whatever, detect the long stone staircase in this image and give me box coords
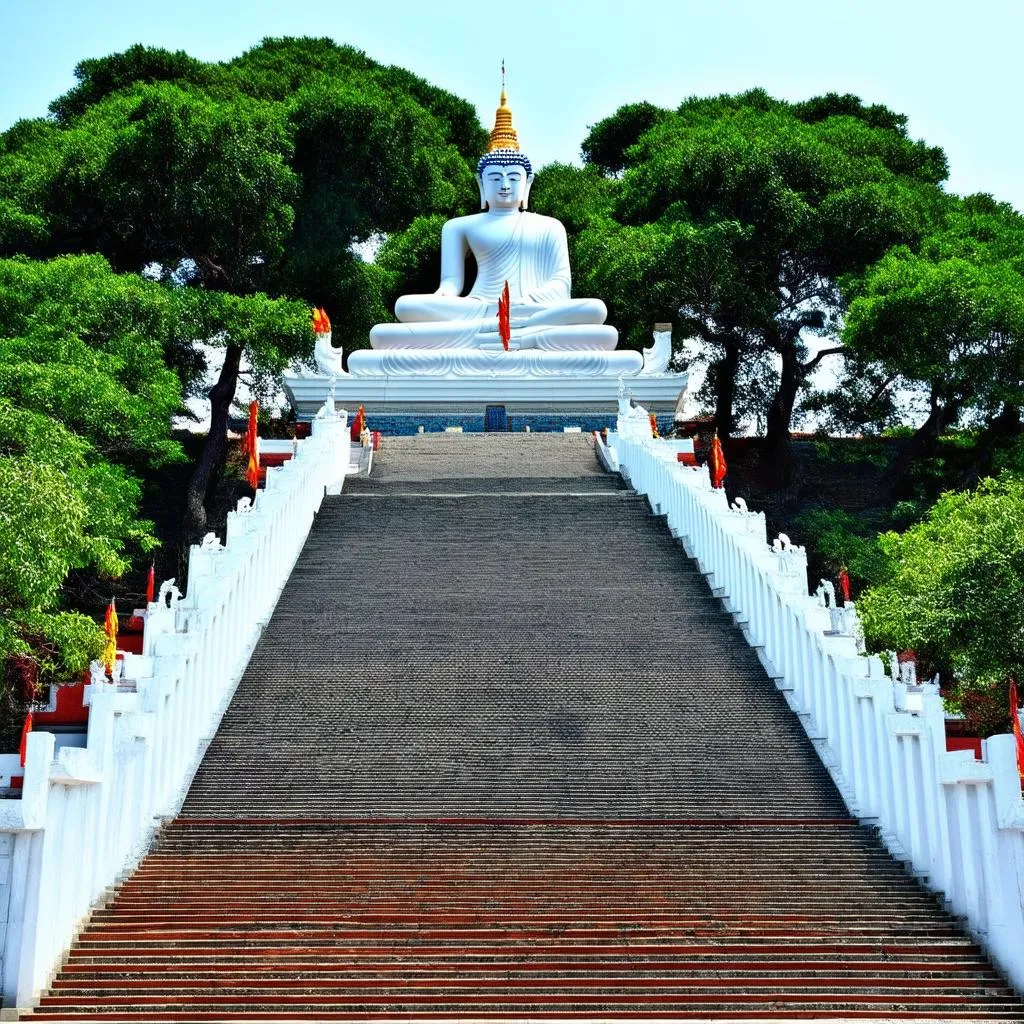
[29,434,1024,1019]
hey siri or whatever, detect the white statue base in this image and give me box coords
[282,371,688,426]
[283,323,687,422]
[345,347,643,377]
[283,325,687,423]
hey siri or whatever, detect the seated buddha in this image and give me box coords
[344,88,649,378]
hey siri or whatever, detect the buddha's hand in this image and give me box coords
[480,316,531,334]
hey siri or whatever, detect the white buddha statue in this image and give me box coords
[344,89,653,378]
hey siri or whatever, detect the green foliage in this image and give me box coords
[793,508,891,593]
[812,436,890,468]
[175,287,317,395]
[0,37,486,327]
[800,356,905,436]
[830,193,1024,456]
[376,215,446,310]
[49,44,232,122]
[993,436,1024,475]
[858,475,1024,705]
[42,82,296,291]
[0,402,156,670]
[0,255,184,677]
[0,457,85,610]
[18,611,105,683]
[530,163,617,236]
[579,102,668,176]
[843,238,1024,421]
[0,255,184,466]
[573,89,949,458]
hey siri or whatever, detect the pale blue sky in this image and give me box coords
[1,0,1021,210]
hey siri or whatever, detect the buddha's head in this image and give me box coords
[477,86,533,211]
[476,150,534,212]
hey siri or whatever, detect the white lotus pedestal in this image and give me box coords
[283,325,689,429]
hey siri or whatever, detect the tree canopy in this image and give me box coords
[858,474,1024,731]
[0,255,184,680]
[833,195,1024,483]
[0,37,484,332]
[0,37,489,538]
[536,89,951,482]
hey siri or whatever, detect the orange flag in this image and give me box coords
[245,400,260,488]
[19,711,33,768]
[498,281,511,350]
[1011,678,1024,786]
[319,306,331,334]
[708,433,727,489]
[145,562,156,605]
[102,599,118,676]
[246,448,260,490]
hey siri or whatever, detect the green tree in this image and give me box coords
[172,288,313,535]
[0,38,486,538]
[0,255,188,684]
[840,194,1024,487]
[0,255,185,466]
[576,90,947,481]
[858,475,1024,731]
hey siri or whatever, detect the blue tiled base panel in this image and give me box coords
[346,413,674,435]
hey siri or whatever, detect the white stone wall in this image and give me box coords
[0,407,349,1008]
[611,412,1024,995]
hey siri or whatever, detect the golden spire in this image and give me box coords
[487,63,519,152]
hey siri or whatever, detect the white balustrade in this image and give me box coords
[609,411,1024,993]
[0,407,349,1008]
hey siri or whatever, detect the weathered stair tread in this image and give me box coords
[180,445,845,820]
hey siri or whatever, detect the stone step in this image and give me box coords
[28,437,1023,1021]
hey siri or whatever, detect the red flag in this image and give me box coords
[19,711,33,768]
[708,433,727,489]
[244,400,259,458]
[497,281,511,350]
[102,599,117,676]
[838,568,851,605]
[246,448,260,490]
[350,404,367,442]
[649,413,659,438]
[145,562,156,605]
[1011,678,1024,786]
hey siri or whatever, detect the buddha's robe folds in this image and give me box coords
[364,212,617,353]
[467,209,571,308]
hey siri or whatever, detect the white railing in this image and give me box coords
[609,408,1024,994]
[0,406,350,1008]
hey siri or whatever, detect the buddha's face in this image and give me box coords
[479,163,531,211]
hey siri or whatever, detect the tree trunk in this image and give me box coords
[182,343,243,547]
[883,385,956,495]
[764,341,800,488]
[988,403,1022,442]
[713,339,741,440]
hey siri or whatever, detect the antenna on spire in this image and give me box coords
[501,59,505,91]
